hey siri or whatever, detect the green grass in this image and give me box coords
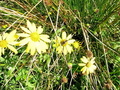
[0,0,120,89]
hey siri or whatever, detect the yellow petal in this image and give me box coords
[78,63,86,66]
[37,48,42,54]
[63,47,67,55]
[86,69,89,75]
[8,30,16,37]
[91,65,96,70]
[27,20,32,32]
[36,44,42,54]
[39,41,48,50]
[27,20,36,32]
[6,30,16,42]
[40,34,49,38]
[81,56,88,63]
[26,42,31,53]
[31,23,36,32]
[37,26,43,34]
[67,40,75,44]
[0,48,1,56]
[73,41,80,48]
[9,42,19,45]
[67,34,72,40]
[40,35,51,42]
[81,67,87,73]
[53,44,57,47]
[30,44,36,55]
[66,45,73,53]
[0,35,2,40]
[36,41,47,53]
[19,38,30,45]
[3,33,8,40]
[21,26,31,33]
[57,46,62,53]
[62,31,66,39]
[89,68,94,73]
[91,57,95,62]
[7,45,18,54]
[0,48,4,56]
[2,48,4,55]
[17,33,29,37]
[56,36,61,40]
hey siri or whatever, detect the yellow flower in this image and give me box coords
[53,31,75,55]
[72,41,81,49]
[78,56,96,75]
[18,20,50,55]
[0,30,18,56]
[2,24,8,29]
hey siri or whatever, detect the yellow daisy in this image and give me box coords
[53,31,75,55]
[0,30,18,56]
[78,56,96,75]
[72,41,81,49]
[18,20,50,55]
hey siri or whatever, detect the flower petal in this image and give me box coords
[26,42,32,53]
[40,35,51,42]
[30,44,36,55]
[2,48,4,55]
[27,20,36,32]
[57,46,63,53]
[9,41,19,45]
[0,48,4,56]
[67,40,75,44]
[0,35,2,40]
[66,45,73,53]
[7,45,18,54]
[0,48,2,56]
[86,69,90,75]
[19,38,30,45]
[21,26,31,33]
[36,42,42,54]
[56,36,61,41]
[36,41,48,53]
[6,30,16,42]
[62,31,66,39]
[31,23,36,32]
[39,41,48,50]
[81,56,88,63]
[63,47,67,55]
[37,26,43,34]
[3,33,8,40]
[78,63,86,66]
[67,34,72,40]
[17,33,30,37]
[27,20,32,31]
[81,66,87,73]
[90,65,96,70]
[91,57,95,62]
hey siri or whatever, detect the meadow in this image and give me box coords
[0,0,120,90]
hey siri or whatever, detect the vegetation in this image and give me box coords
[0,0,120,89]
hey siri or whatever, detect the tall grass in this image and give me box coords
[0,0,120,89]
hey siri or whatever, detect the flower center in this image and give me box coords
[30,32,40,42]
[14,34,19,39]
[86,62,92,67]
[60,40,68,46]
[0,40,8,48]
